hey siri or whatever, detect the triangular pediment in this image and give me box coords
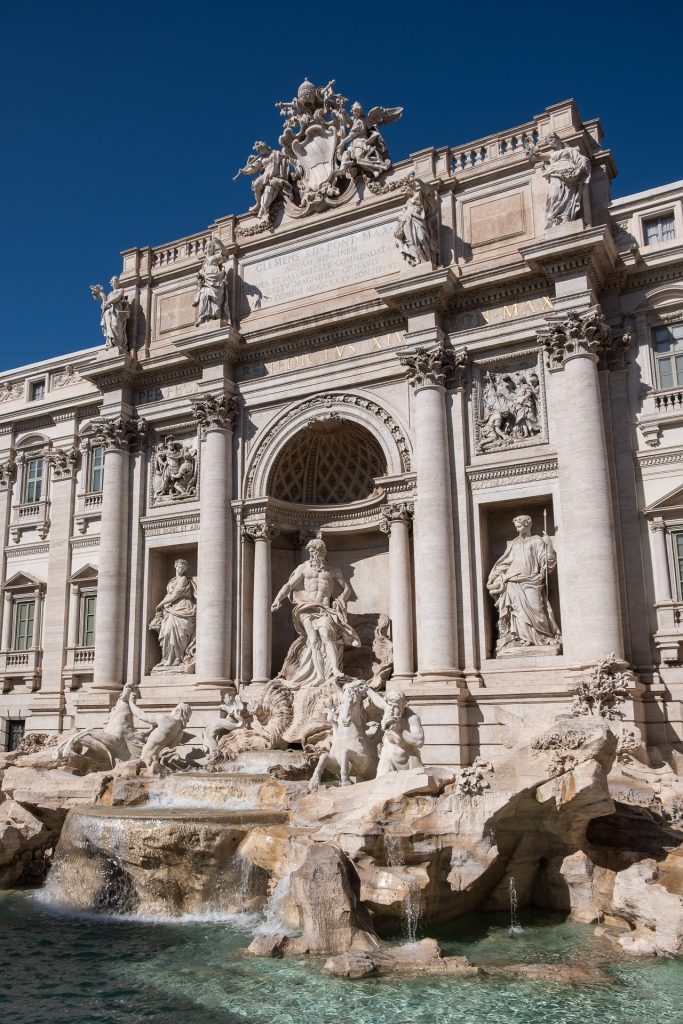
[3,571,43,591]
[69,563,98,584]
[644,483,683,517]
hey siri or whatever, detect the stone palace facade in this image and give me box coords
[1,86,683,767]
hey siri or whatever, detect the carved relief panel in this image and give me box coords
[472,350,547,455]
[149,434,199,507]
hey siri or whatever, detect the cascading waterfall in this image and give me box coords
[508,876,523,936]
[385,831,422,944]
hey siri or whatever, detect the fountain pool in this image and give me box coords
[2,891,682,1024]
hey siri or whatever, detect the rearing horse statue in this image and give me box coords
[308,679,380,792]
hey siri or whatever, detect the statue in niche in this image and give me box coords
[234,141,291,223]
[487,514,561,655]
[90,277,131,354]
[271,538,361,687]
[478,368,542,452]
[394,176,438,267]
[148,559,197,672]
[368,688,424,775]
[152,436,197,503]
[526,133,591,227]
[193,238,229,325]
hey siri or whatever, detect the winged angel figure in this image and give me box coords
[234,79,403,217]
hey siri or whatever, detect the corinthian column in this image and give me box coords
[538,307,624,664]
[247,523,278,685]
[39,446,80,704]
[400,345,465,680]
[92,417,144,691]
[380,502,415,680]
[650,518,673,604]
[192,393,237,687]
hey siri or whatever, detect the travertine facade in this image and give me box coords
[2,90,683,767]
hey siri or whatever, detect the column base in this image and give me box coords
[195,677,236,696]
[90,682,125,693]
[415,670,466,685]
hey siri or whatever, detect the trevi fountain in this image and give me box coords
[1,79,683,1023]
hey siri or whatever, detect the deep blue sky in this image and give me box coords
[1,2,681,372]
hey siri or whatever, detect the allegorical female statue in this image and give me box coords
[527,133,591,227]
[90,276,131,353]
[394,177,437,267]
[193,238,228,325]
[486,514,561,654]
[149,559,197,672]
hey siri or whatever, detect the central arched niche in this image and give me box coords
[267,416,386,505]
[265,415,393,680]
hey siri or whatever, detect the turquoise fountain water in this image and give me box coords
[2,892,683,1024]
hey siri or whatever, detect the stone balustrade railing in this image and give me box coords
[450,127,540,173]
[152,233,211,268]
[653,388,683,413]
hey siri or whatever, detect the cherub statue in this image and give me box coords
[90,277,131,354]
[202,693,251,754]
[331,102,403,189]
[234,141,291,222]
[129,692,192,769]
[367,688,424,775]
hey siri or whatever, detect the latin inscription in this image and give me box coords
[238,331,404,382]
[241,221,400,309]
[452,295,553,333]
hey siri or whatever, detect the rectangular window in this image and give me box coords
[653,323,683,390]
[81,594,96,647]
[674,531,683,602]
[23,457,44,504]
[13,600,35,651]
[29,380,46,401]
[88,445,104,493]
[7,719,25,752]
[643,213,676,246]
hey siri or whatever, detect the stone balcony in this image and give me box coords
[637,387,683,447]
[10,500,49,543]
[0,647,42,691]
[74,492,102,536]
[63,646,95,689]
[654,602,683,665]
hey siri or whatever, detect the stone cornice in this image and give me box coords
[78,352,140,391]
[520,225,617,292]
[238,307,404,359]
[466,456,558,489]
[376,266,460,318]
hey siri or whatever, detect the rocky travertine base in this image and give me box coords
[2,715,683,962]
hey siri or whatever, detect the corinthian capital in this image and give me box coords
[91,416,147,451]
[537,306,613,370]
[245,522,279,541]
[400,344,467,390]
[0,454,17,489]
[43,446,81,480]
[379,501,415,534]
[191,393,239,437]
